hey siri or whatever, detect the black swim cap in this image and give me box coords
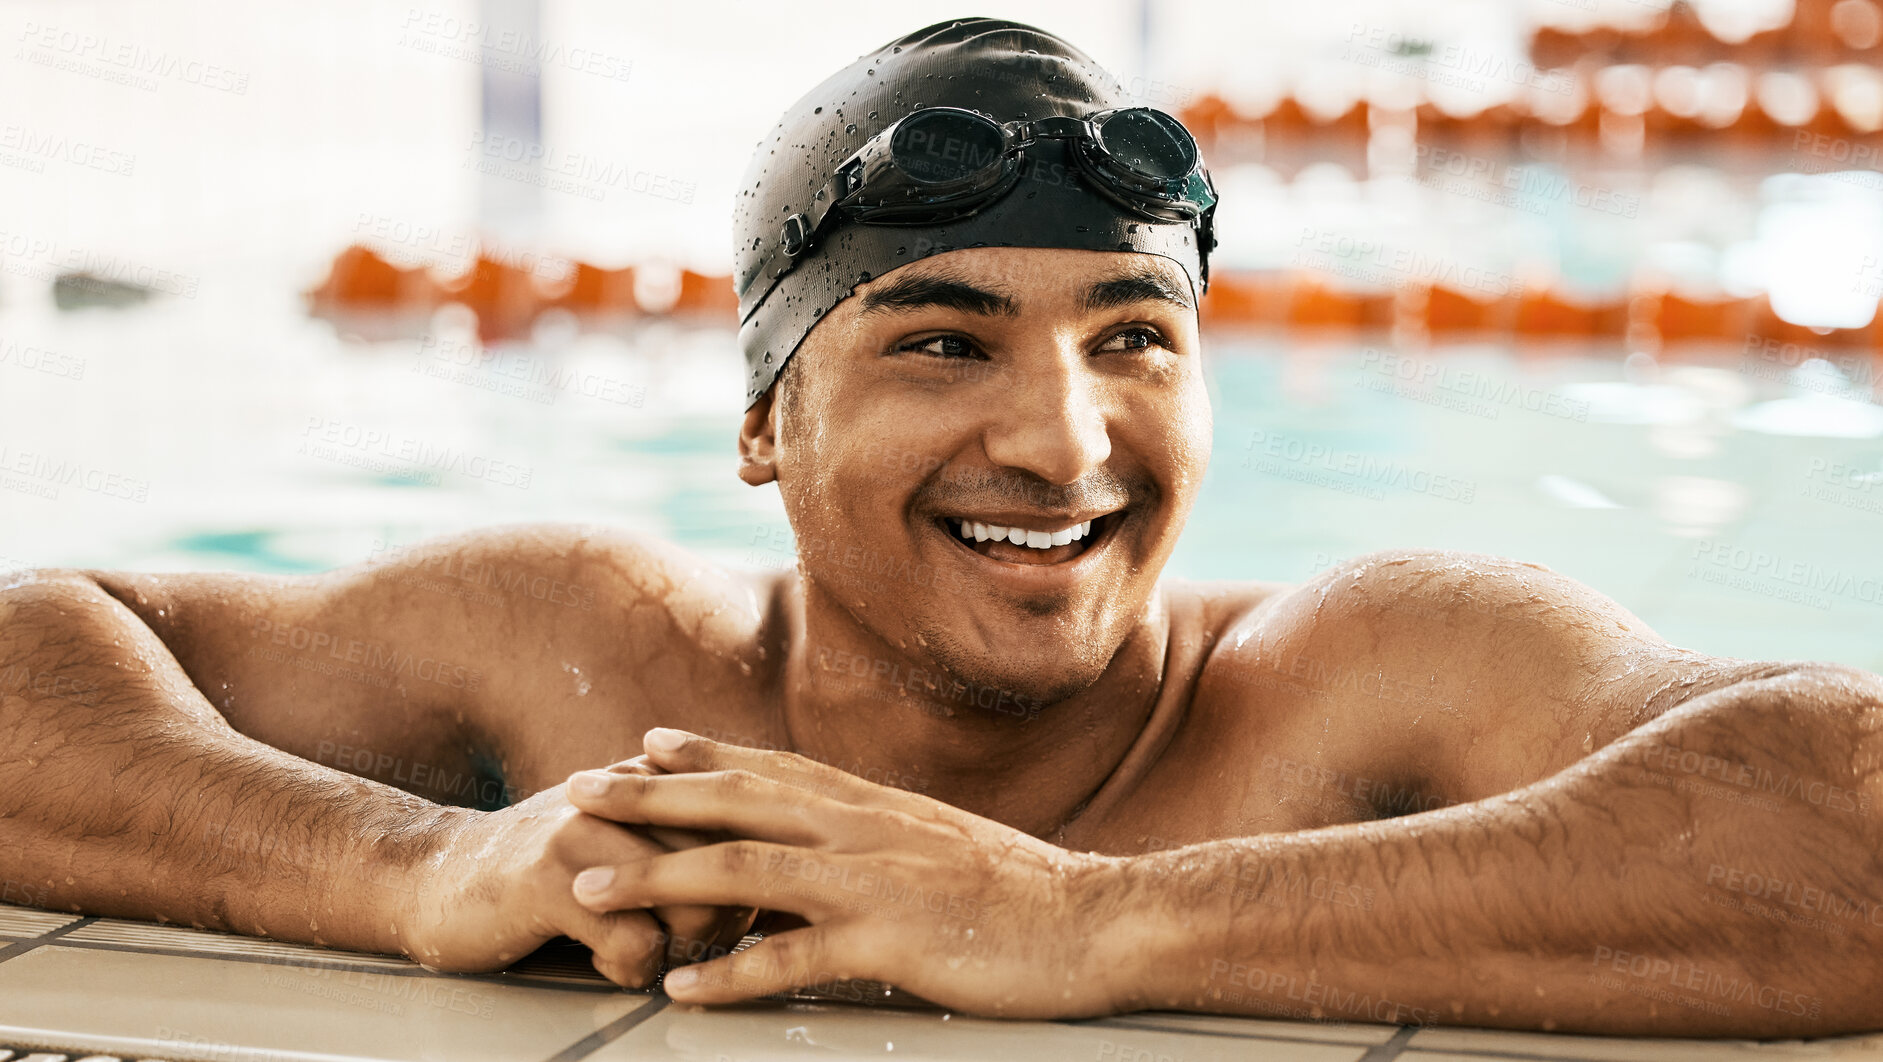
[732,17,1216,409]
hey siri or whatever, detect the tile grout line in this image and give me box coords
[539,994,671,1062]
[1357,1024,1418,1062]
[0,916,97,968]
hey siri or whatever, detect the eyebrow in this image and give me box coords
[853,263,1195,320]
[856,273,1020,319]
[1080,266,1195,313]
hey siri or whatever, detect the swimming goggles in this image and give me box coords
[740,105,1218,311]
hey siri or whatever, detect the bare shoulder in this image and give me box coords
[1191,547,1797,809]
[74,523,785,798]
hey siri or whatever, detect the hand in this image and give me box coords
[402,759,756,987]
[562,728,1146,1018]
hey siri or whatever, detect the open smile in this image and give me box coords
[929,510,1123,571]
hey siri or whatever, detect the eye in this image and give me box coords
[895,334,984,359]
[1098,326,1169,353]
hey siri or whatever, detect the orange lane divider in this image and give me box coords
[1418,286,1513,336]
[311,245,1883,359]
[306,244,736,342]
[1284,273,1395,330]
[1514,289,1630,339]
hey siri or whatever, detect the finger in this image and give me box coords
[642,728,925,810]
[552,904,667,989]
[568,769,861,846]
[571,841,842,920]
[656,902,758,965]
[662,926,872,1005]
[564,770,728,850]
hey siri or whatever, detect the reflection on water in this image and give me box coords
[0,283,1878,672]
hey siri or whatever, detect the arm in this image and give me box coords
[0,569,449,952]
[1,525,756,982]
[1116,662,1883,1036]
[561,691,1883,1033]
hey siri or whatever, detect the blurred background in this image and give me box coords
[1,0,1879,669]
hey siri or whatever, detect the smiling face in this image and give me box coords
[739,246,1213,707]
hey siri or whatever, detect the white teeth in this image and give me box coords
[948,516,1103,550]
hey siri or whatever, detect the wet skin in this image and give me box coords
[4,248,1882,1035]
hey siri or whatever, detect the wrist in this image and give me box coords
[384,804,478,958]
[1080,852,1195,1015]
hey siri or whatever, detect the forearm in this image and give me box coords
[0,571,456,955]
[1114,667,1883,1035]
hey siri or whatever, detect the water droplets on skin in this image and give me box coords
[562,662,591,696]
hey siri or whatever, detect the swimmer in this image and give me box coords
[2,18,1879,1037]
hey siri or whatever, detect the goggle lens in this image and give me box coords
[1095,108,1197,181]
[890,109,1008,185]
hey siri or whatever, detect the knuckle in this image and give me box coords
[719,840,761,874]
[719,769,759,796]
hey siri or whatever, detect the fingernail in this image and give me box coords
[664,966,697,990]
[645,728,687,753]
[573,866,615,897]
[570,771,610,797]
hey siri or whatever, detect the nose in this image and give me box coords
[979,344,1112,485]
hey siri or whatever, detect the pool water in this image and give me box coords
[1,277,1879,673]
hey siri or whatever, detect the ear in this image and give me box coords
[737,387,779,486]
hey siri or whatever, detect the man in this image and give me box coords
[2,17,1879,1038]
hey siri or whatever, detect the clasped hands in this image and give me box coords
[557,728,1149,1017]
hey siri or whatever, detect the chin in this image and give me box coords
[920,629,1115,716]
